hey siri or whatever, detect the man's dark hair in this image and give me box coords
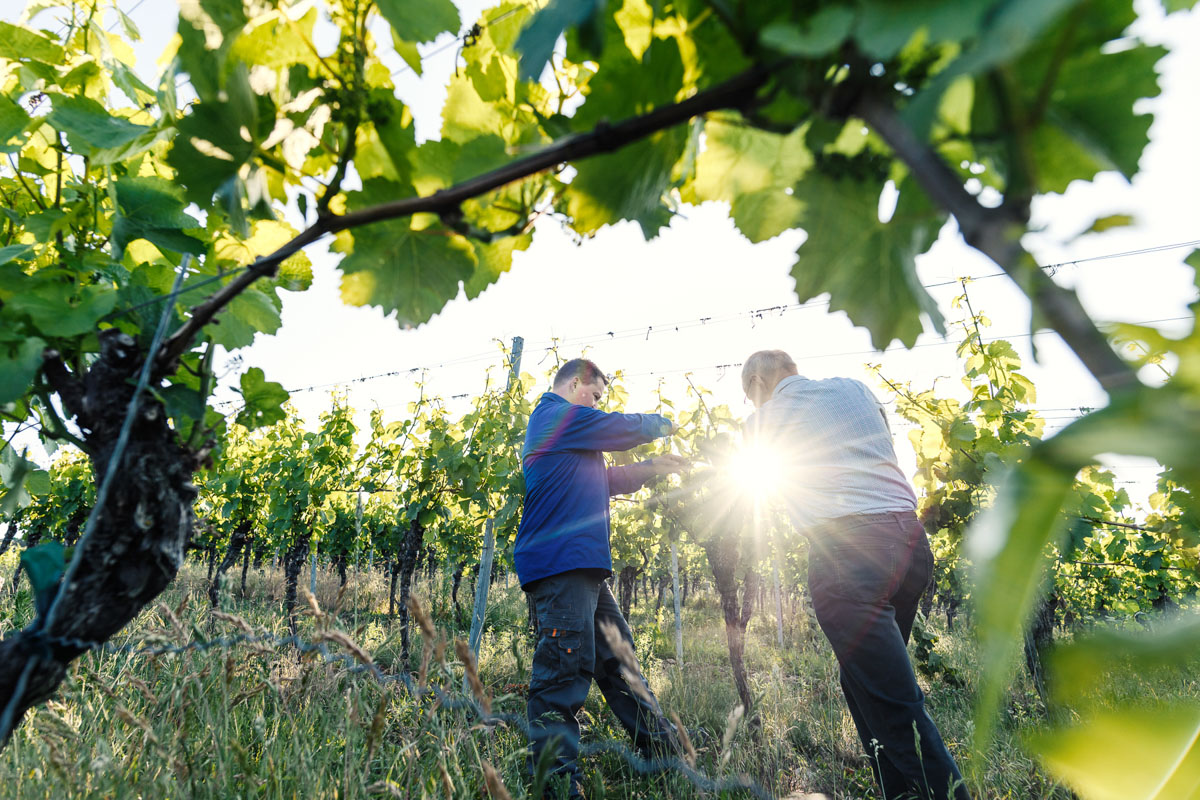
[553,358,608,388]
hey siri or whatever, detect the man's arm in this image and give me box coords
[545,404,673,453]
[607,455,690,496]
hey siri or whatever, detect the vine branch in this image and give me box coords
[851,91,1140,396]
[156,63,771,372]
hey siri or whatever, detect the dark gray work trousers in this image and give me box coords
[808,511,971,800]
[524,568,675,794]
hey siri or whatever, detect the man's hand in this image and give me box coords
[648,454,690,476]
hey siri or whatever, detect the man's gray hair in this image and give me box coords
[742,350,798,393]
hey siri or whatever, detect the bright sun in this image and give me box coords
[729,442,783,500]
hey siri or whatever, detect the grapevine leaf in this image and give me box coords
[517,0,605,80]
[1048,613,1200,704]
[375,0,461,45]
[904,0,1082,136]
[43,94,153,155]
[207,288,282,350]
[1033,44,1164,189]
[1080,214,1134,236]
[333,182,476,327]
[111,176,206,259]
[412,135,509,193]
[564,126,687,238]
[0,94,30,154]
[466,233,532,300]
[235,367,288,431]
[229,6,321,71]
[0,444,46,516]
[166,65,259,205]
[853,0,992,59]
[19,541,66,619]
[569,36,684,131]
[7,283,118,339]
[0,21,64,64]
[688,116,812,243]
[391,33,423,75]
[965,457,1075,752]
[789,175,945,348]
[759,6,855,57]
[0,244,32,268]
[0,337,45,405]
[1029,707,1200,800]
[968,386,1200,751]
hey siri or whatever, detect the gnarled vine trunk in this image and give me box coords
[702,533,761,719]
[395,519,424,665]
[1024,589,1059,706]
[0,331,197,743]
[208,520,251,608]
[283,530,312,637]
[617,565,640,620]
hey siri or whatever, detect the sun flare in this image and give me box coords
[729,442,783,500]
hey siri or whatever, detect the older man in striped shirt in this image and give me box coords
[743,350,970,800]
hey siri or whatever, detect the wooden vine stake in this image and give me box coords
[466,337,524,683]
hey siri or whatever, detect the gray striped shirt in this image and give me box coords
[744,374,916,530]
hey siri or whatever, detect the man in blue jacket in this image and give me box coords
[516,358,687,798]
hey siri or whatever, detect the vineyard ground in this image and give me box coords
[0,557,1195,799]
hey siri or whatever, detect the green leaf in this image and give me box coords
[19,541,66,620]
[1029,707,1200,800]
[1048,613,1200,705]
[1036,44,1164,186]
[208,288,282,350]
[229,6,322,71]
[413,135,510,194]
[1081,213,1135,235]
[0,21,65,64]
[44,94,153,155]
[235,367,288,431]
[904,0,1082,137]
[759,7,855,57]
[965,457,1075,751]
[0,244,33,268]
[570,36,684,131]
[853,0,992,59]
[0,94,30,154]
[565,125,687,238]
[466,233,531,300]
[517,0,604,80]
[0,444,44,516]
[967,386,1200,752]
[111,176,206,258]
[166,65,258,205]
[789,175,946,348]
[689,116,812,243]
[332,181,476,327]
[8,283,118,338]
[375,0,461,44]
[391,34,423,76]
[0,337,44,405]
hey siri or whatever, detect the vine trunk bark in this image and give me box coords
[0,330,197,743]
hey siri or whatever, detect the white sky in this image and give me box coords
[11,1,1200,502]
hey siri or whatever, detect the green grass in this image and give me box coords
[0,560,1193,799]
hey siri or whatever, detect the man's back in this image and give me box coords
[746,374,916,529]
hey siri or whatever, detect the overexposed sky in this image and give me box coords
[9,1,1199,500]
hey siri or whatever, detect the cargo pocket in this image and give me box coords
[530,615,583,690]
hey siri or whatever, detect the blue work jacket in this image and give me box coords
[514,392,672,587]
